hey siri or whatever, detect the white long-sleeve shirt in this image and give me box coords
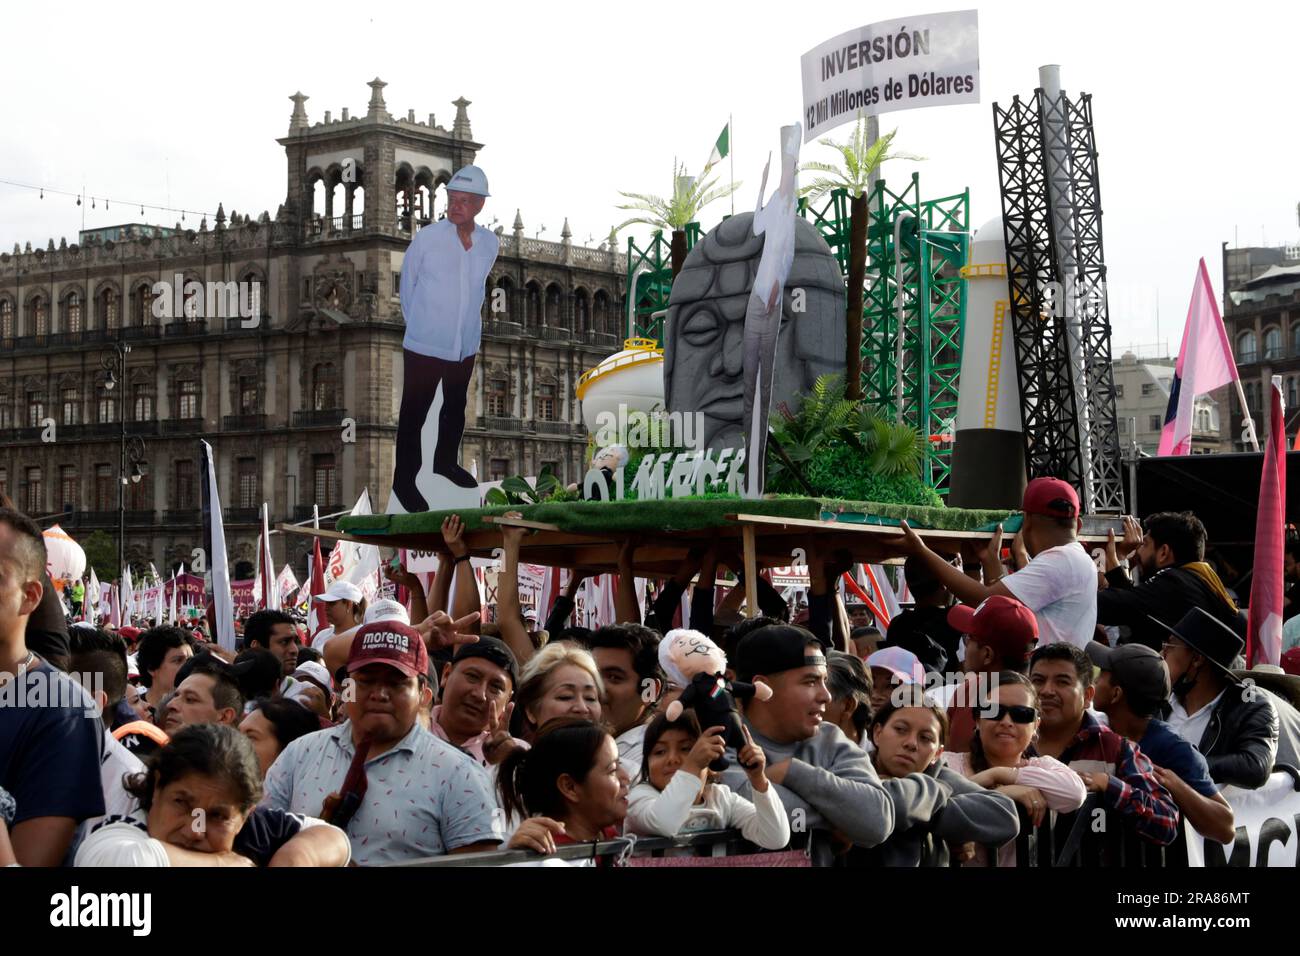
[625,771,790,850]
[399,219,499,361]
[942,751,1087,866]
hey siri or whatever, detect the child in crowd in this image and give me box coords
[625,712,789,850]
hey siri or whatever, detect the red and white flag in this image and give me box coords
[1247,377,1286,666]
[1158,259,1240,456]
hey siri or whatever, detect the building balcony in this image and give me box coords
[78,511,120,526]
[125,420,160,437]
[222,414,267,431]
[162,417,205,435]
[582,330,621,348]
[80,421,121,438]
[293,504,343,522]
[50,331,83,346]
[293,409,347,428]
[121,325,160,341]
[480,415,523,434]
[224,507,260,524]
[164,319,208,337]
[540,326,571,342]
[225,316,263,332]
[533,420,575,436]
[483,319,523,338]
[163,509,200,524]
[125,510,155,526]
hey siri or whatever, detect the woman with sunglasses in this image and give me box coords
[943,671,1086,866]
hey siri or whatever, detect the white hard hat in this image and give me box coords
[447,165,490,197]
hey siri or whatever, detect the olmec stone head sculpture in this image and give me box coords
[664,213,846,451]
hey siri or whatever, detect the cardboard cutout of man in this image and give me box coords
[392,165,500,513]
[743,123,801,498]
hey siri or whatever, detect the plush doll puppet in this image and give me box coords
[658,629,771,771]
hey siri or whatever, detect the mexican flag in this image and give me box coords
[704,122,730,171]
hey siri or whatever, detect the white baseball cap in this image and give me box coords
[447,165,490,197]
[867,647,926,686]
[363,598,411,626]
[313,580,363,604]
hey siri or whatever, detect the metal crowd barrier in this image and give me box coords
[394,778,1288,868]
[389,829,753,867]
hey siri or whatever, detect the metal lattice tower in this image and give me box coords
[801,175,969,494]
[625,224,703,343]
[993,85,1123,513]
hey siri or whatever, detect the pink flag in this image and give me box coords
[1157,259,1239,456]
[1247,378,1286,666]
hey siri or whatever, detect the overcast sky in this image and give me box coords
[2,0,1297,355]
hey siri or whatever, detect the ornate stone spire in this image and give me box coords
[215,203,226,227]
[561,218,572,242]
[452,97,473,139]
[289,91,310,131]
[512,209,524,240]
[366,78,390,119]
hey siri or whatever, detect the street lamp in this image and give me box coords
[99,343,145,580]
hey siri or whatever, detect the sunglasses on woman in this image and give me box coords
[979,704,1038,724]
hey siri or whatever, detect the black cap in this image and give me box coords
[1151,607,1244,674]
[1086,641,1171,708]
[734,625,825,681]
[452,635,518,686]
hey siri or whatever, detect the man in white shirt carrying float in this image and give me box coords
[393,165,499,513]
[895,477,1099,650]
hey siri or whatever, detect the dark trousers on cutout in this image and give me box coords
[392,350,477,511]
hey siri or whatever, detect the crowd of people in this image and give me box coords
[2,473,1299,868]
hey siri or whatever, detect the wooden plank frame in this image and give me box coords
[280,513,1115,579]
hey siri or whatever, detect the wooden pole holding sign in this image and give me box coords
[742,523,759,619]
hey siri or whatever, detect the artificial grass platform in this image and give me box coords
[338,495,1022,538]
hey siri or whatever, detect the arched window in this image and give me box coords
[131,283,154,326]
[1291,325,1300,357]
[493,276,514,322]
[62,290,82,333]
[0,299,13,339]
[593,290,612,335]
[525,282,542,327]
[573,289,590,333]
[1238,330,1258,365]
[29,294,49,337]
[545,284,564,327]
[1264,326,1283,360]
[97,286,119,330]
[312,363,339,411]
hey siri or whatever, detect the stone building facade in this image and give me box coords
[0,80,625,578]
[1221,242,1300,450]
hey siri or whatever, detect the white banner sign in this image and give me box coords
[800,9,980,142]
[769,565,810,588]
[1187,771,1300,867]
[406,549,442,574]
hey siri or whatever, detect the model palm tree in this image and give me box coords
[800,115,923,400]
[616,162,740,280]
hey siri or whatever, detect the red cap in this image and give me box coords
[948,595,1039,665]
[118,626,142,642]
[1022,477,1080,519]
[1281,647,1300,677]
[347,621,429,679]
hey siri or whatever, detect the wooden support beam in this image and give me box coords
[742,524,758,619]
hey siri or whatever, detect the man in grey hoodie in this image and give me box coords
[718,625,894,866]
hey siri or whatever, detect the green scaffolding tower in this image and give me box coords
[800,173,969,494]
[624,224,704,343]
